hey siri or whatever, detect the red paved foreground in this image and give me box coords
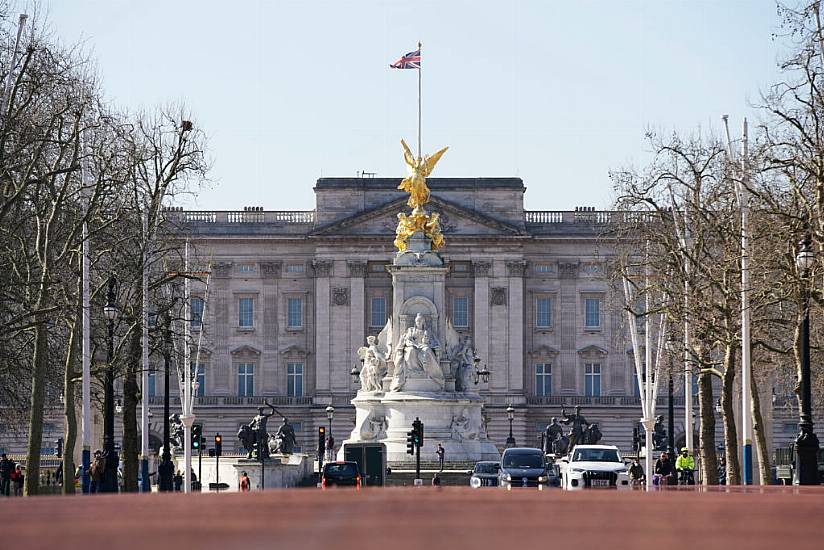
[2,487,824,550]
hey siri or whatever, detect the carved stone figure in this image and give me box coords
[360,413,387,441]
[357,322,392,393]
[391,313,444,391]
[449,335,476,392]
[560,406,590,450]
[270,418,297,455]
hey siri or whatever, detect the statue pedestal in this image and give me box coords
[340,390,500,464]
[184,454,313,491]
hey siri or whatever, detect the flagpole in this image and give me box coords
[417,42,422,158]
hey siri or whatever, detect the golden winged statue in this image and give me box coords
[399,139,448,209]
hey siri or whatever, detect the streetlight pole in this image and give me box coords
[505,405,516,448]
[795,236,821,485]
[158,313,174,491]
[326,405,335,461]
[667,375,674,456]
[100,276,119,493]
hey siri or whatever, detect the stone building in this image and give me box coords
[0,176,802,464]
[159,176,694,455]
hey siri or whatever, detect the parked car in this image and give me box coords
[559,445,630,490]
[498,447,559,490]
[469,461,500,488]
[321,461,361,489]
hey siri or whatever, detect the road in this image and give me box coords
[3,486,824,550]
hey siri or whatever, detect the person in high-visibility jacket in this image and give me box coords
[675,447,695,485]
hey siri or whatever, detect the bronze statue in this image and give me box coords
[652,415,667,451]
[237,401,277,459]
[544,417,566,455]
[561,406,590,450]
[271,418,297,455]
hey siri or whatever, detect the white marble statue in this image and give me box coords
[444,321,477,392]
[357,333,389,393]
[359,413,387,441]
[391,313,444,391]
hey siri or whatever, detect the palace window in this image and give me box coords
[238,297,254,328]
[584,298,601,329]
[536,297,551,328]
[287,363,304,397]
[453,296,469,328]
[585,363,601,397]
[287,297,303,328]
[147,369,156,398]
[191,297,204,329]
[535,363,552,396]
[237,363,255,397]
[370,297,386,328]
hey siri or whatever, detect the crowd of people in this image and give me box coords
[626,447,697,487]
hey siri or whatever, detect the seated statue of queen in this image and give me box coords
[391,313,445,391]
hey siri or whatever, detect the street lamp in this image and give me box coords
[100,276,119,493]
[505,404,516,448]
[326,405,335,461]
[795,235,821,485]
[472,355,491,385]
[350,360,362,385]
[158,311,174,491]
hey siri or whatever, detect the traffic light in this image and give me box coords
[55,437,63,458]
[214,433,223,457]
[406,431,415,455]
[192,424,202,450]
[318,426,326,454]
[412,417,424,447]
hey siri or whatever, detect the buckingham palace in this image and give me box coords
[148,175,714,456]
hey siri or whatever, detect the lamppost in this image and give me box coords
[158,311,174,491]
[795,236,821,485]
[505,405,516,448]
[100,276,120,493]
[326,405,335,461]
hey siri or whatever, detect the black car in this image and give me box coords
[321,461,361,489]
[469,461,500,488]
[498,447,559,489]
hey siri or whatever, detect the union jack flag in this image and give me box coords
[390,48,421,69]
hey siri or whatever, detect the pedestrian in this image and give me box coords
[654,451,674,486]
[717,454,727,486]
[239,471,251,492]
[173,470,183,491]
[0,453,14,496]
[436,443,445,472]
[12,465,24,496]
[88,450,105,493]
[628,457,645,487]
[191,468,198,491]
[431,472,441,486]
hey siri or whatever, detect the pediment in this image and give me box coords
[311,196,525,238]
[577,345,608,357]
[280,345,310,358]
[529,345,560,357]
[231,345,261,356]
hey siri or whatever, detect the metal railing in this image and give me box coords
[165,209,315,225]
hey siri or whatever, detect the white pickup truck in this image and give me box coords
[558,445,630,490]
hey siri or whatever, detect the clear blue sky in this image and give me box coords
[44,0,783,212]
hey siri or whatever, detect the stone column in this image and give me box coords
[313,259,333,395]
[473,260,491,377]
[348,261,366,392]
[506,261,527,393]
[260,261,281,395]
[212,262,233,395]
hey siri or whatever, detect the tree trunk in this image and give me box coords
[698,363,719,485]
[24,313,49,496]
[721,343,741,485]
[62,316,78,495]
[121,325,141,492]
[751,371,771,485]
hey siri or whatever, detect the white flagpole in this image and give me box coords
[80,131,92,494]
[417,41,422,158]
[181,239,193,493]
[140,210,150,491]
